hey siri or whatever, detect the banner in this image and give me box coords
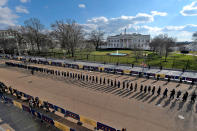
[13,100,22,109]
[65,110,80,120]
[54,120,70,131]
[123,70,130,74]
[97,122,116,131]
[80,115,97,127]
[78,64,83,69]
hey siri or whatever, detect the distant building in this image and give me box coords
[100,32,150,50]
[0,30,16,39]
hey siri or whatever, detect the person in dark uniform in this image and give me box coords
[157,75,160,81]
[96,76,98,83]
[86,75,88,81]
[134,83,137,92]
[182,91,188,102]
[163,88,168,98]
[107,79,110,85]
[100,77,102,84]
[123,81,125,89]
[31,68,34,75]
[89,76,92,81]
[140,85,143,92]
[92,76,95,83]
[157,86,161,96]
[118,81,120,88]
[103,78,106,84]
[191,92,196,103]
[67,72,69,77]
[144,85,147,93]
[114,79,117,87]
[179,78,182,83]
[152,86,155,95]
[168,76,171,82]
[130,83,133,91]
[148,86,151,93]
[111,80,113,87]
[176,90,182,100]
[83,75,85,81]
[170,89,176,99]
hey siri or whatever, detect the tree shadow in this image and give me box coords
[148,95,158,103]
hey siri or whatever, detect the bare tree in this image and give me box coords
[151,34,176,61]
[88,29,105,50]
[8,26,28,55]
[24,18,44,52]
[51,19,84,57]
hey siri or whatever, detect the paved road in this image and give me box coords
[1,61,197,131]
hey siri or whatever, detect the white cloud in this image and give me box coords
[20,0,30,3]
[0,0,7,6]
[0,7,18,28]
[180,1,197,16]
[15,6,29,14]
[78,4,86,8]
[151,11,167,16]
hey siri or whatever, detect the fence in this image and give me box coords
[27,52,197,71]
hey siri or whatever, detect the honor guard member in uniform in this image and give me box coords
[73,73,75,79]
[96,76,98,83]
[81,73,83,79]
[130,83,133,91]
[157,86,161,96]
[140,85,143,92]
[67,72,69,77]
[168,76,171,82]
[118,81,120,88]
[176,90,182,100]
[100,77,102,84]
[107,79,110,85]
[179,78,182,83]
[111,80,113,87]
[83,75,85,81]
[144,85,147,93]
[191,92,196,103]
[134,83,137,91]
[92,76,95,83]
[123,81,125,89]
[163,88,168,98]
[70,72,72,78]
[170,89,176,99]
[86,75,88,81]
[31,68,34,75]
[152,86,155,95]
[157,74,160,81]
[103,78,106,84]
[114,79,117,87]
[148,86,151,93]
[182,91,188,102]
[89,75,92,81]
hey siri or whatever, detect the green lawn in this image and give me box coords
[35,50,197,70]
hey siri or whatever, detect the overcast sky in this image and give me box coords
[0,0,197,41]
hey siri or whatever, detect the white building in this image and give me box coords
[101,33,150,50]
